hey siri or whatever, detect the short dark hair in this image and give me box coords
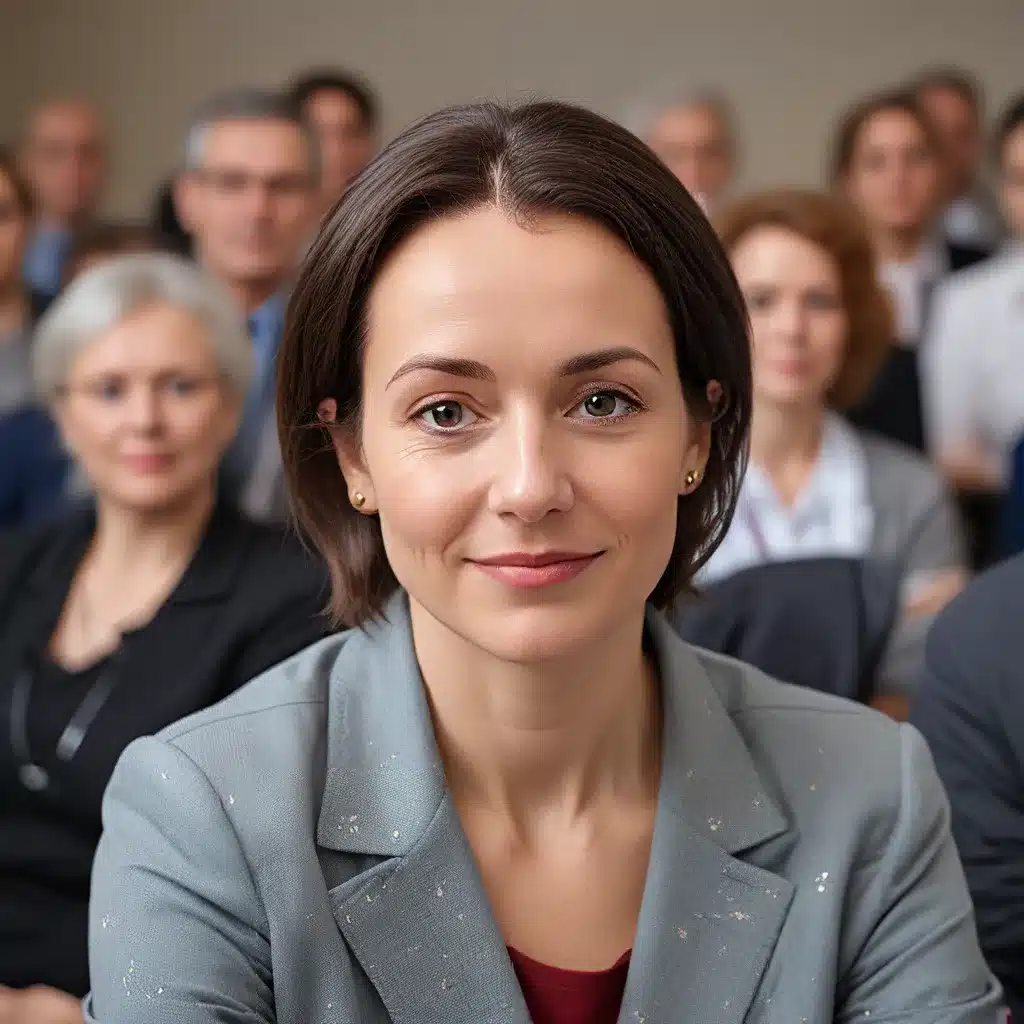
[830,89,940,184]
[66,221,163,283]
[278,100,752,626]
[993,93,1024,167]
[287,69,379,135]
[0,145,34,218]
[911,67,984,116]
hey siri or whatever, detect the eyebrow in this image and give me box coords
[385,346,662,390]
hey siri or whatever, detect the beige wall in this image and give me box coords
[2,0,1021,218]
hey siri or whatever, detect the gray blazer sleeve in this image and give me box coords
[86,736,274,1024]
[836,724,1002,1023]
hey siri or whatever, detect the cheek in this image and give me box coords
[808,316,847,377]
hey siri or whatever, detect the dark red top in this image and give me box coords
[508,946,631,1024]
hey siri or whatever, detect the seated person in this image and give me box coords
[86,100,997,1023]
[0,406,69,529]
[703,189,968,709]
[0,253,328,1018]
[923,94,1024,496]
[63,220,163,285]
[912,553,1024,1022]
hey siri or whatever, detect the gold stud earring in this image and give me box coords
[351,491,366,509]
[685,470,699,488]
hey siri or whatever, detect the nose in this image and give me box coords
[124,386,163,433]
[242,182,274,221]
[487,410,574,523]
[769,296,807,342]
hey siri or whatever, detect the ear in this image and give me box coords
[679,416,713,496]
[173,172,199,236]
[318,398,377,513]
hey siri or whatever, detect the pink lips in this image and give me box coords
[470,551,603,589]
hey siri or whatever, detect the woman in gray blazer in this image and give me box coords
[703,190,968,710]
[86,102,999,1023]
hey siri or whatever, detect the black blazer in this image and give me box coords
[0,501,330,994]
[911,553,1024,1022]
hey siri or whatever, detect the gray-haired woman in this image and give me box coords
[0,253,327,1018]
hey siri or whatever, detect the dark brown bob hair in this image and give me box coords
[278,100,752,626]
[716,189,893,409]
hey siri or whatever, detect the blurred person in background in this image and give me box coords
[0,148,70,531]
[912,552,1024,1023]
[913,67,1003,253]
[644,89,736,215]
[151,178,193,257]
[0,253,327,1016]
[18,99,107,302]
[923,95,1024,497]
[174,88,318,516]
[833,90,989,453]
[287,68,378,218]
[704,189,967,708]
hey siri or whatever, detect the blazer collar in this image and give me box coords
[320,594,794,1024]
[23,499,250,607]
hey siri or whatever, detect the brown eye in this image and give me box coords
[419,400,477,431]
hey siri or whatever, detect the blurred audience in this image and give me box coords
[834,90,989,451]
[0,253,327,1011]
[151,178,193,256]
[644,90,736,214]
[173,88,318,517]
[287,68,378,217]
[923,94,1024,496]
[704,189,967,703]
[912,553,1024,1023]
[0,148,46,418]
[18,99,107,301]
[64,221,162,285]
[913,67,1004,252]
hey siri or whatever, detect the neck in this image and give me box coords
[873,225,927,263]
[411,601,660,826]
[0,283,29,337]
[749,397,827,481]
[87,483,216,584]
[212,269,282,316]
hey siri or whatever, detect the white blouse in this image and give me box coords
[701,413,874,586]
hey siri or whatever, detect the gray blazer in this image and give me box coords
[86,596,999,1023]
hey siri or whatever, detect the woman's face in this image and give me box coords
[334,207,709,663]
[731,226,848,410]
[0,169,29,291]
[844,110,940,237]
[55,303,241,513]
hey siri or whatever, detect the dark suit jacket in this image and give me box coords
[0,407,70,530]
[0,500,330,994]
[911,554,1024,1022]
[847,242,990,455]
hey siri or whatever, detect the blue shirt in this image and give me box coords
[221,292,287,494]
[23,227,73,300]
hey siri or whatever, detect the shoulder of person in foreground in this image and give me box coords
[214,509,334,691]
[692,646,1003,1022]
[911,554,1024,1020]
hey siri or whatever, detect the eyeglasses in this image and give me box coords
[194,168,313,199]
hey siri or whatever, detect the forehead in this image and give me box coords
[71,305,214,375]
[200,118,310,172]
[857,109,926,148]
[365,207,672,368]
[731,226,837,284]
[306,89,363,125]
[919,85,975,118]
[1004,126,1024,168]
[31,104,102,143]
[651,104,724,143]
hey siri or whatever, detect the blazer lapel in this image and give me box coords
[618,612,795,1024]
[318,596,530,1023]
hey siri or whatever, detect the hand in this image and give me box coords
[0,986,85,1024]
[903,569,968,619]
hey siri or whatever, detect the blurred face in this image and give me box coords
[917,85,982,198]
[55,304,241,513]
[0,170,29,290]
[177,118,315,289]
[731,226,847,410]
[1000,125,1024,238]
[647,103,733,211]
[304,89,375,202]
[843,109,940,236]
[332,207,709,664]
[22,102,106,223]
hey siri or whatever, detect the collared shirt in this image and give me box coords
[878,238,948,347]
[221,291,287,494]
[943,188,1004,252]
[700,412,874,586]
[22,227,73,300]
[922,244,1024,478]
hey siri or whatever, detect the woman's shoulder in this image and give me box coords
[857,430,947,508]
[0,507,90,589]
